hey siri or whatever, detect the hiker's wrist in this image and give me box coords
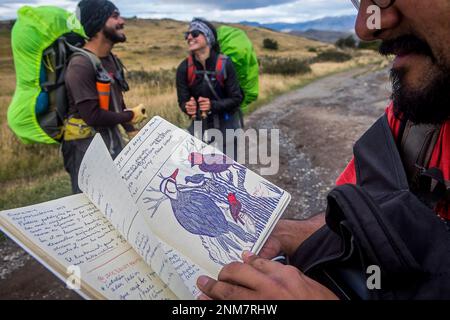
[275,215,325,256]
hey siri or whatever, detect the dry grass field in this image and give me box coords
[0,18,384,212]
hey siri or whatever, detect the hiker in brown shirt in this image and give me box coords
[63,0,147,193]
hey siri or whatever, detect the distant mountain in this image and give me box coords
[240,15,357,33]
[290,29,353,44]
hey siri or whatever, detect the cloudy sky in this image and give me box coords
[0,0,356,23]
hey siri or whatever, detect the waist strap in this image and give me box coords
[63,117,95,141]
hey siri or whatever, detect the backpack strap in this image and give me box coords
[398,120,441,190]
[397,119,448,212]
[215,54,228,88]
[40,38,72,93]
[187,54,228,88]
[418,167,449,206]
[109,53,130,92]
[65,42,109,79]
[187,55,196,87]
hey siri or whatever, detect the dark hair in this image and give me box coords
[192,18,221,53]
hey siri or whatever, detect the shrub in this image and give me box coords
[358,40,382,51]
[127,69,176,88]
[314,50,352,63]
[263,38,279,50]
[169,45,183,51]
[307,47,318,53]
[335,35,356,49]
[260,57,311,76]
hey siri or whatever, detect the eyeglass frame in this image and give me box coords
[351,0,396,10]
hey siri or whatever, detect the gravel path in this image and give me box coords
[245,65,391,219]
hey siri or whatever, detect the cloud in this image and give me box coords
[0,0,77,19]
[0,0,356,23]
[160,0,295,10]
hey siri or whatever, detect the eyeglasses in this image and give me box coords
[184,30,202,40]
[351,0,396,10]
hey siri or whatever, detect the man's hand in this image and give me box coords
[259,215,325,260]
[197,251,338,300]
[127,130,139,139]
[127,104,148,124]
[198,96,211,117]
[186,97,197,118]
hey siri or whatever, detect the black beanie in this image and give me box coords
[77,0,118,38]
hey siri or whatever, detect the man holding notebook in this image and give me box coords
[197,0,450,300]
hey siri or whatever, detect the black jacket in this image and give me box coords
[176,50,244,130]
[292,115,450,300]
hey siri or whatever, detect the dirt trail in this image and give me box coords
[0,65,391,299]
[246,65,391,219]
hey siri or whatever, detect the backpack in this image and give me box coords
[291,115,450,300]
[186,25,259,113]
[7,6,86,144]
[397,120,449,213]
[8,6,128,145]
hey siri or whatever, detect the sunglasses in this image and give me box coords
[351,0,395,10]
[184,30,202,40]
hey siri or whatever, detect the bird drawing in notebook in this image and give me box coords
[157,169,256,265]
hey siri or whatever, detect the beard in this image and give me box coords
[390,66,450,125]
[103,25,126,44]
[380,35,450,125]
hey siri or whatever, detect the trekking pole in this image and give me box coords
[191,98,199,120]
[193,102,200,121]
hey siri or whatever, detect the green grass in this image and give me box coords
[314,49,352,63]
[260,57,311,76]
[0,172,72,211]
[245,77,315,115]
[127,68,176,87]
[0,170,72,242]
[0,144,63,182]
[358,40,382,51]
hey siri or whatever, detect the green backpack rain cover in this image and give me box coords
[217,25,259,113]
[7,6,85,144]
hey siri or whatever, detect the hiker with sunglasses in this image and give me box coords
[176,18,243,159]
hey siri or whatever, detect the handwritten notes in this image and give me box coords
[91,250,176,300]
[163,247,204,298]
[78,135,143,237]
[121,129,173,186]
[115,117,187,202]
[0,194,176,300]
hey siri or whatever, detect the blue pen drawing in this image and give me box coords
[142,139,285,266]
[189,153,235,181]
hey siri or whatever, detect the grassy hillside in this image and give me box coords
[116,19,329,71]
[0,18,384,212]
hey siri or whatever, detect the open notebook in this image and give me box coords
[0,116,291,300]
